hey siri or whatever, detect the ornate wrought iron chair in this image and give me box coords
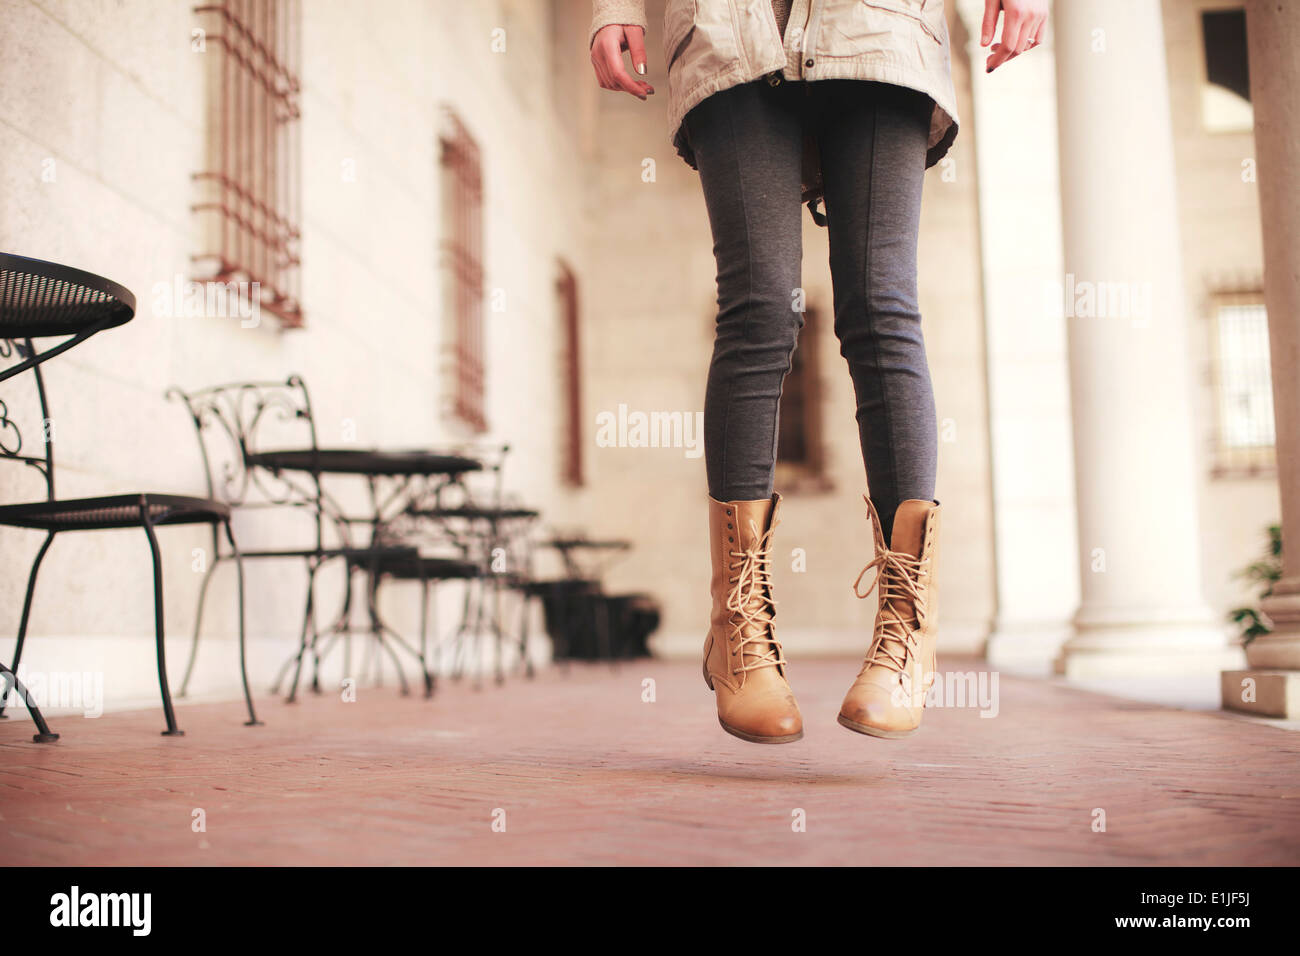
[167,377,432,701]
[394,445,547,687]
[0,340,258,737]
[334,549,481,695]
[306,442,513,695]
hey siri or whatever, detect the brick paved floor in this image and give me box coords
[2,657,1297,865]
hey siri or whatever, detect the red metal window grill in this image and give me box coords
[439,108,486,432]
[557,261,583,486]
[192,0,303,327]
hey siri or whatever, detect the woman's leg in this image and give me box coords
[814,80,937,542]
[685,79,805,745]
[685,79,805,501]
[816,81,945,739]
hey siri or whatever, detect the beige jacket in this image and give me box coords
[590,0,960,220]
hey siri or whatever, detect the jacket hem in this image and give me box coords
[668,60,958,174]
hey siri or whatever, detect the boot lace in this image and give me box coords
[726,518,786,678]
[852,547,925,677]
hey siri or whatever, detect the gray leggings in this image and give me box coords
[684,78,937,540]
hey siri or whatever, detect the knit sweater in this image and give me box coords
[589,0,791,49]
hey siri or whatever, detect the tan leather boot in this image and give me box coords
[702,494,803,744]
[838,496,942,739]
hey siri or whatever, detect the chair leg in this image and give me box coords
[370,596,433,698]
[223,521,261,727]
[277,561,319,703]
[367,577,410,696]
[427,581,451,678]
[336,565,358,695]
[0,663,59,742]
[468,577,489,690]
[429,584,446,690]
[311,565,346,696]
[517,591,535,679]
[374,624,412,694]
[0,531,56,720]
[490,577,506,686]
[449,578,475,682]
[419,577,435,697]
[306,568,326,695]
[179,550,223,698]
[140,502,183,736]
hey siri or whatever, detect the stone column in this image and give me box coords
[1053,0,1242,679]
[1223,0,1300,717]
[954,0,1080,674]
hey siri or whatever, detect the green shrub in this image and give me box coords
[1228,523,1282,645]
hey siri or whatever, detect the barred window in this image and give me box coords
[1210,296,1275,476]
[557,262,583,487]
[192,0,303,326]
[439,108,486,433]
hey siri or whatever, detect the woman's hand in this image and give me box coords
[591,24,655,100]
[980,0,1048,72]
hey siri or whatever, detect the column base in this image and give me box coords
[1054,621,1245,680]
[985,618,1073,676]
[1221,669,1300,717]
[1244,629,1300,670]
[1220,617,1300,712]
[1242,598,1300,665]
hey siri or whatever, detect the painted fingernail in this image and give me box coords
[637,63,646,75]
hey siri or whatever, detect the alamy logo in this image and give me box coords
[594,403,704,459]
[49,886,151,936]
[2,668,104,718]
[890,669,1000,717]
[152,275,261,328]
[1045,273,1153,327]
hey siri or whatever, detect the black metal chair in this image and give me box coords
[0,257,258,738]
[172,377,348,702]
[167,377,453,702]
[394,452,547,687]
[338,550,481,695]
[294,452,487,696]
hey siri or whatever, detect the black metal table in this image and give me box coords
[249,448,483,544]
[253,448,484,698]
[407,504,542,683]
[247,449,483,478]
[0,252,135,383]
[540,537,633,578]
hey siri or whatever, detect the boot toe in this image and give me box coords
[839,684,917,736]
[722,695,803,742]
[763,706,803,738]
